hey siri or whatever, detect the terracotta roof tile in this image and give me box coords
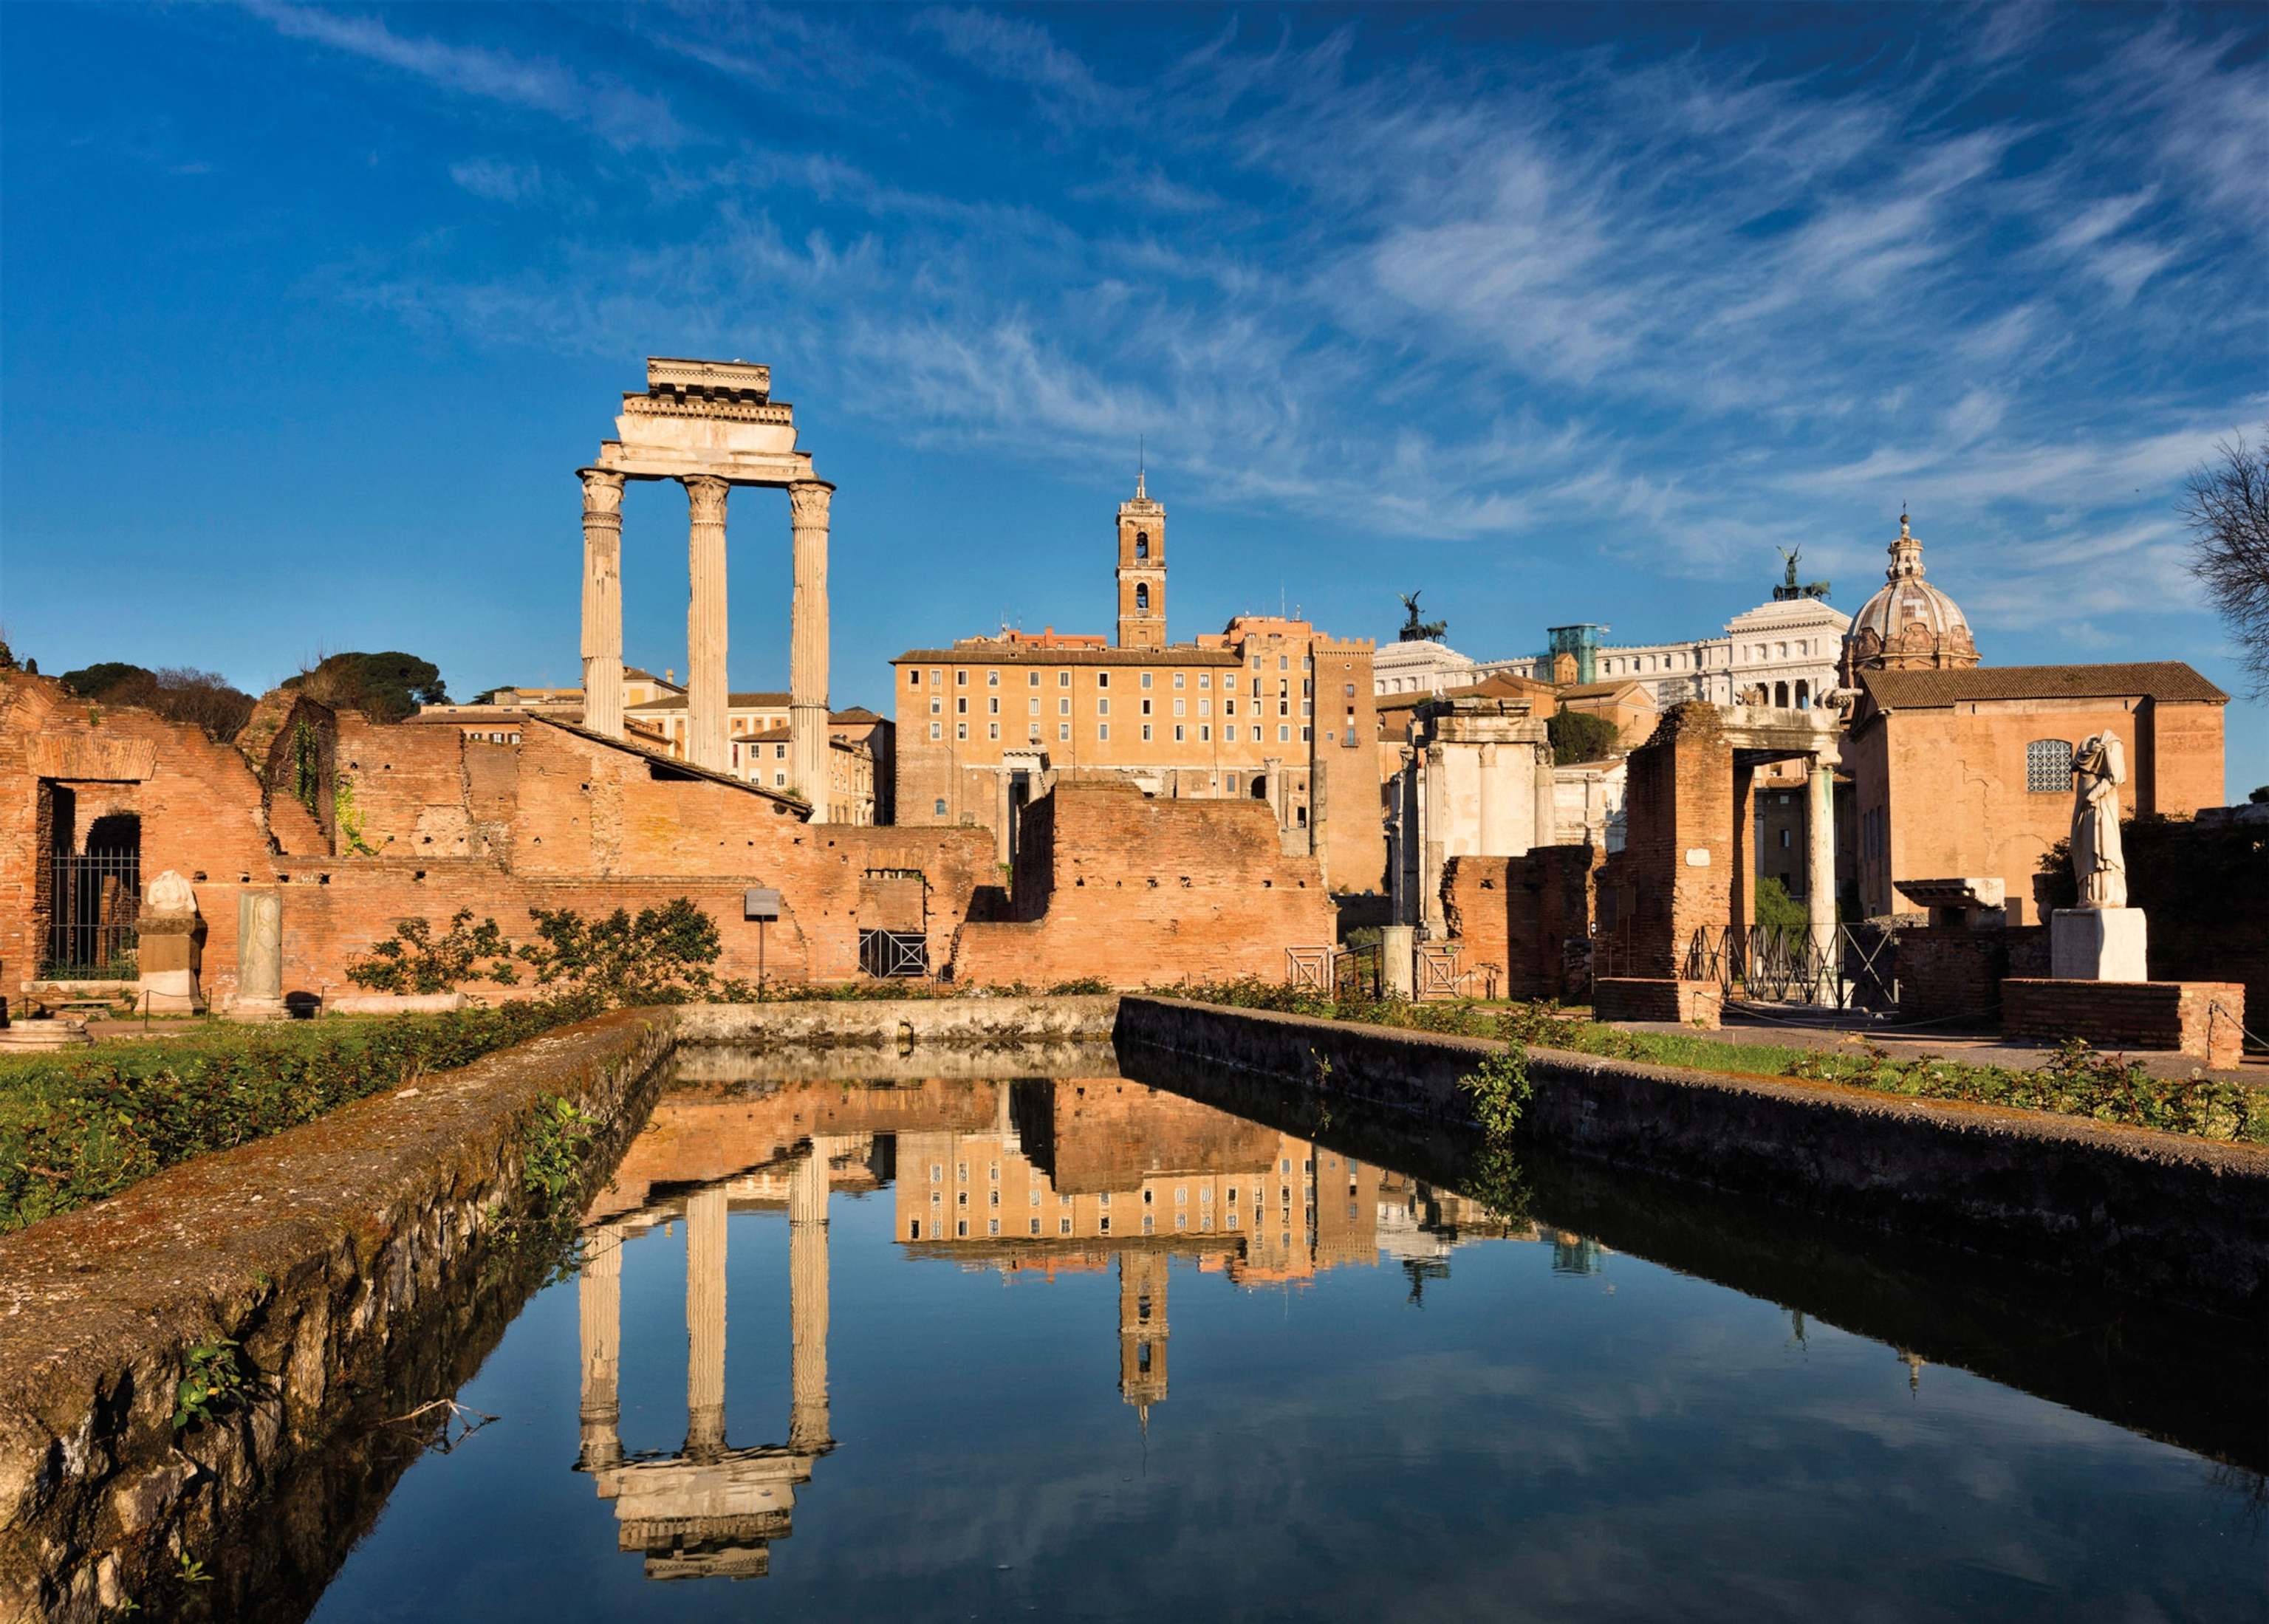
[1859,662,2227,707]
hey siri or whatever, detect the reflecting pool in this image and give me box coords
[303,1058,2263,1623]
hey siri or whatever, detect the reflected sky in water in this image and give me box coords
[309,1075,2262,1623]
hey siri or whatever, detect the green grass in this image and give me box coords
[1162,979,2269,1146]
[0,997,603,1233]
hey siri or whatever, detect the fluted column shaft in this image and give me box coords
[575,1223,623,1470]
[787,1140,833,1453]
[579,470,627,739]
[682,476,732,774]
[788,481,835,820]
[684,1185,728,1459]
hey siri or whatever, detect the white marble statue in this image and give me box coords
[143,869,197,916]
[2070,731,2127,910]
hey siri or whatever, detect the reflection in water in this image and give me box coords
[296,1051,2262,1623]
[570,1075,1533,1583]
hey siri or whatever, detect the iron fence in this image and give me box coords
[1334,943,1383,1002]
[44,851,140,980]
[1681,924,1897,1010]
[1286,946,1334,995]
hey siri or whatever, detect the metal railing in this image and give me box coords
[1334,943,1383,1002]
[1417,943,1465,1001]
[1286,946,1335,994]
[44,852,140,980]
[1681,924,1897,1010]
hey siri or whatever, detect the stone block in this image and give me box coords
[1595,977,1721,1028]
[2051,908,2148,982]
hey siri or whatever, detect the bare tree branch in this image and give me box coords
[2178,426,2269,699]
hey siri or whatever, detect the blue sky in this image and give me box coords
[4,4,2262,795]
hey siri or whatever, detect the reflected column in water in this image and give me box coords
[790,1139,838,1454]
[685,1186,729,1459]
[577,1223,624,1470]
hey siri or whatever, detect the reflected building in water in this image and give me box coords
[570,1072,1544,1580]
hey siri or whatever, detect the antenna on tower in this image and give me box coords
[1137,435,1146,500]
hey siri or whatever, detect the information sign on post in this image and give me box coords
[744,889,782,995]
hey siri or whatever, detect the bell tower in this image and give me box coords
[1115,465,1166,650]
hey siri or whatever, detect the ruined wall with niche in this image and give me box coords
[1442,844,1599,1000]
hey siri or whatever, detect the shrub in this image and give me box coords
[346,910,520,994]
[1547,709,1620,765]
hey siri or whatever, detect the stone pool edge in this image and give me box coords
[1114,995,2269,1323]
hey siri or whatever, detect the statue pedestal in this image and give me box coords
[2051,908,2147,982]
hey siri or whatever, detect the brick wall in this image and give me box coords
[1442,845,1598,999]
[1594,704,1733,979]
[1894,925,2049,1022]
[2003,979,2245,1069]
[1,675,999,996]
[1594,977,1721,1027]
[950,781,1337,988]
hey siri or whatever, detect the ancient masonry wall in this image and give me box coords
[951,781,1338,988]
[1594,703,1731,979]
[1893,925,2050,1022]
[1,676,999,996]
[1112,996,2269,1320]
[1442,846,1598,999]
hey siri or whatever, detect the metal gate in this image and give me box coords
[858,930,929,979]
[46,850,141,979]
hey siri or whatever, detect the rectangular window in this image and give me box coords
[1279,724,1290,742]
[929,722,941,741]
[1199,724,1211,741]
[1029,671,1041,687]
[1141,698,1153,716]
[1173,697,1185,716]
[956,696,968,714]
[2026,739,2075,794]
[931,668,942,686]
[988,722,999,740]
[1097,671,1110,688]
[1199,673,1211,690]
[988,671,999,686]
[1098,724,1109,741]
[1029,697,1040,715]
[1174,724,1185,741]
[1302,726,1312,741]
[1030,1218,1041,1235]
[1198,699,1210,717]
[1173,671,1185,688]
[934,798,948,816]
[956,670,968,685]
[956,722,968,740]
[1058,671,1070,688]
[1098,697,1109,716]
[1060,1218,1072,1234]
[1141,672,1153,689]
[1058,722,1070,741]
[988,696,999,715]
[910,669,922,686]
[1142,724,1152,741]
[1225,699,1236,716]
[928,696,941,714]
[957,1220,968,1237]
[1058,697,1070,716]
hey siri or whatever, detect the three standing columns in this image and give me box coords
[578,470,628,739]
[787,482,835,818]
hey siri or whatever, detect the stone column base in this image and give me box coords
[225,997,287,1024]
[2050,908,2147,981]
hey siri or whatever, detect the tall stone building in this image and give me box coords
[892,475,1386,894]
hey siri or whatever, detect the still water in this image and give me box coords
[305,1058,2262,1623]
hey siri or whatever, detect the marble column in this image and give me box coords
[1807,755,1838,975]
[682,476,732,775]
[576,1224,624,1470]
[684,1186,728,1460]
[578,469,627,739]
[788,482,835,820]
[787,1140,833,1455]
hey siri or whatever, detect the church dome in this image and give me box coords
[1841,513,1978,680]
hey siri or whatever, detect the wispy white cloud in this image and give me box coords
[239,1,685,148]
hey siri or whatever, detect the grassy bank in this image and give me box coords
[1167,981,2269,1147]
[0,997,603,1232]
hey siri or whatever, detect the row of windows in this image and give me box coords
[932,693,1311,719]
[908,656,1320,691]
[930,720,1318,745]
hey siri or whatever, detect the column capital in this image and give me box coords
[578,466,628,514]
[787,479,835,527]
[681,473,731,524]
